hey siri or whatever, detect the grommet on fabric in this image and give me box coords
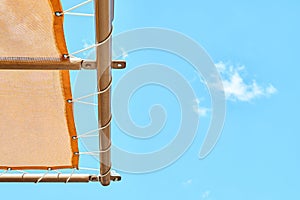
[62,54,69,59]
[54,11,63,17]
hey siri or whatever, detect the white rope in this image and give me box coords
[72,100,98,106]
[63,0,92,13]
[72,92,99,101]
[99,79,113,95]
[36,168,51,183]
[79,149,110,155]
[21,173,26,179]
[67,74,112,106]
[79,142,111,155]
[73,80,112,101]
[100,170,110,178]
[79,148,111,155]
[78,151,100,156]
[0,169,10,176]
[99,117,112,131]
[64,12,94,17]
[79,167,99,172]
[77,128,101,138]
[69,44,97,56]
[76,114,112,138]
[99,166,112,178]
[69,30,112,56]
[77,134,98,138]
[65,168,76,183]
[53,170,62,174]
[69,79,112,106]
[17,170,28,178]
[70,81,112,106]
[16,170,27,174]
[100,142,112,153]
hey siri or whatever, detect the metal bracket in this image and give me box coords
[88,170,121,182]
[81,60,97,69]
[112,60,126,69]
[81,60,126,70]
[110,170,121,182]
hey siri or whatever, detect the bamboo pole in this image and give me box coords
[94,0,114,186]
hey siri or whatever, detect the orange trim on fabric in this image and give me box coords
[50,0,79,169]
[0,166,75,170]
[49,0,69,61]
[60,71,79,169]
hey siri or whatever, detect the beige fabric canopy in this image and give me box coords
[0,0,79,170]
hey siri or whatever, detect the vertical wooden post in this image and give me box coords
[94,0,114,186]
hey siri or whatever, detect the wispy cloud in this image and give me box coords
[215,62,277,102]
[182,179,193,186]
[120,47,128,59]
[201,190,211,199]
[82,39,94,58]
[193,98,210,117]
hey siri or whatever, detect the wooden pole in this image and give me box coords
[0,173,121,183]
[94,0,114,186]
[0,60,81,70]
[0,174,98,183]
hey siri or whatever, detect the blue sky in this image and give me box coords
[1,0,300,199]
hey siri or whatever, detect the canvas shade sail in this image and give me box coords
[0,0,79,170]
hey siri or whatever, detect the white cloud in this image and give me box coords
[266,84,278,95]
[120,47,128,59]
[182,179,193,186]
[81,39,94,58]
[201,190,211,199]
[193,98,210,117]
[216,62,277,102]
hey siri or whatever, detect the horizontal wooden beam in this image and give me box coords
[0,60,82,70]
[0,60,126,70]
[0,173,121,183]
